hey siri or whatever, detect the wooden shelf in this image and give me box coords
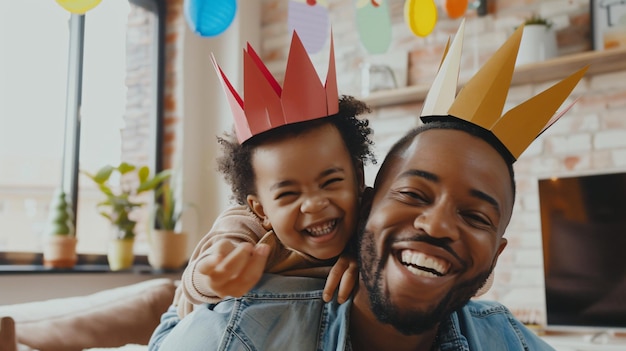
[362,48,626,108]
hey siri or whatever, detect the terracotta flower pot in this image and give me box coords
[148,230,188,270]
[42,235,77,269]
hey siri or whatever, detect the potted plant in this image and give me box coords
[147,176,189,270]
[83,162,171,271]
[42,188,77,268]
[516,14,558,66]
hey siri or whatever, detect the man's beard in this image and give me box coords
[358,229,492,336]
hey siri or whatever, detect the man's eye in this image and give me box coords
[398,190,428,203]
[463,212,493,228]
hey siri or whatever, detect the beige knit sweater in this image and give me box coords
[174,205,334,318]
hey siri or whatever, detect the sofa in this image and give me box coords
[0,278,177,351]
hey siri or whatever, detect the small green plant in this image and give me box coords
[153,180,180,231]
[523,14,553,29]
[83,162,171,240]
[152,168,197,232]
[44,189,75,237]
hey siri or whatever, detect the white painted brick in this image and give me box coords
[520,191,540,212]
[522,156,562,175]
[590,71,626,91]
[595,130,626,149]
[612,149,626,167]
[504,228,543,248]
[547,133,592,154]
[513,248,544,266]
[548,112,600,135]
[522,138,544,158]
[509,267,545,287]
[498,287,546,306]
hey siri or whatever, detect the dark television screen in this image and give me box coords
[538,172,626,330]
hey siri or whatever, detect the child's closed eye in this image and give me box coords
[322,177,344,188]
[275,191,298,200]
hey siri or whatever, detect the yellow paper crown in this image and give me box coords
[421,21,588,161]
[212,31,339,144]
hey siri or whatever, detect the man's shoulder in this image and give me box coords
[463,299,513,315]
[249,273,327,296]
[449,300,556,350]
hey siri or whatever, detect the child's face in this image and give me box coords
[247,123,362,260]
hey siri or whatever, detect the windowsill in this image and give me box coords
[0,251,185,274]
[0,264,183,275]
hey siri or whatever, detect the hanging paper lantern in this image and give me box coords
[288,0,329,54]
[184,0,237,37]
[55,0,102,14]
[355,0,392,54]
[404,0,437,37]
[443,0,468,19]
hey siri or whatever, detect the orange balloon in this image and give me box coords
[443,0,468,19]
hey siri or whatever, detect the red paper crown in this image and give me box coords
[211,31,339,144]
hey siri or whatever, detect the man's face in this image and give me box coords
[248,123,361,260]
[358,128,512,335]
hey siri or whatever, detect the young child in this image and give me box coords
[173,32,376,318]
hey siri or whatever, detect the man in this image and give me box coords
[149,22,587,350]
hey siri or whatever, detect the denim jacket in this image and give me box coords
[149,274,554,351]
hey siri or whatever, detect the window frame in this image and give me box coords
[0,0,166,268]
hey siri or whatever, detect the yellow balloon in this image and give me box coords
[404,0,438,37]
[56,0,102,14]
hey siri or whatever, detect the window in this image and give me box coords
[0,0,165,260]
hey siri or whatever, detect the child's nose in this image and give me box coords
[300,193,330,213]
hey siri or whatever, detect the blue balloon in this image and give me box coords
[184,0,237,37]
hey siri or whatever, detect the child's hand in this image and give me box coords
[196,240,271,298]
[323,253,358,304]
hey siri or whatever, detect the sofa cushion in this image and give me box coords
[0,278,176,351]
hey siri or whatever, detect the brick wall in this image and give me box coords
[162,0,184,170]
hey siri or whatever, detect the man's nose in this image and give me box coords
[300,193,330,213]
[413,203,460,241]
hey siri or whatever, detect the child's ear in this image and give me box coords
[357,165,365,193]
[247,195,272,229]
[354,161,366,194]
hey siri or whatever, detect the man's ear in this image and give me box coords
[474,238,508,298]
[492,237,508,266]
[247,195,272,229]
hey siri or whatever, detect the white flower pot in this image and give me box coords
[516,24,557,66]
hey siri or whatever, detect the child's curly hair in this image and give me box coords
[216,95,377,205]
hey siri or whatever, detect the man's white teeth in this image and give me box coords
[401,250,450,276]
[305,220,336,236]
[406,265,440,278]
